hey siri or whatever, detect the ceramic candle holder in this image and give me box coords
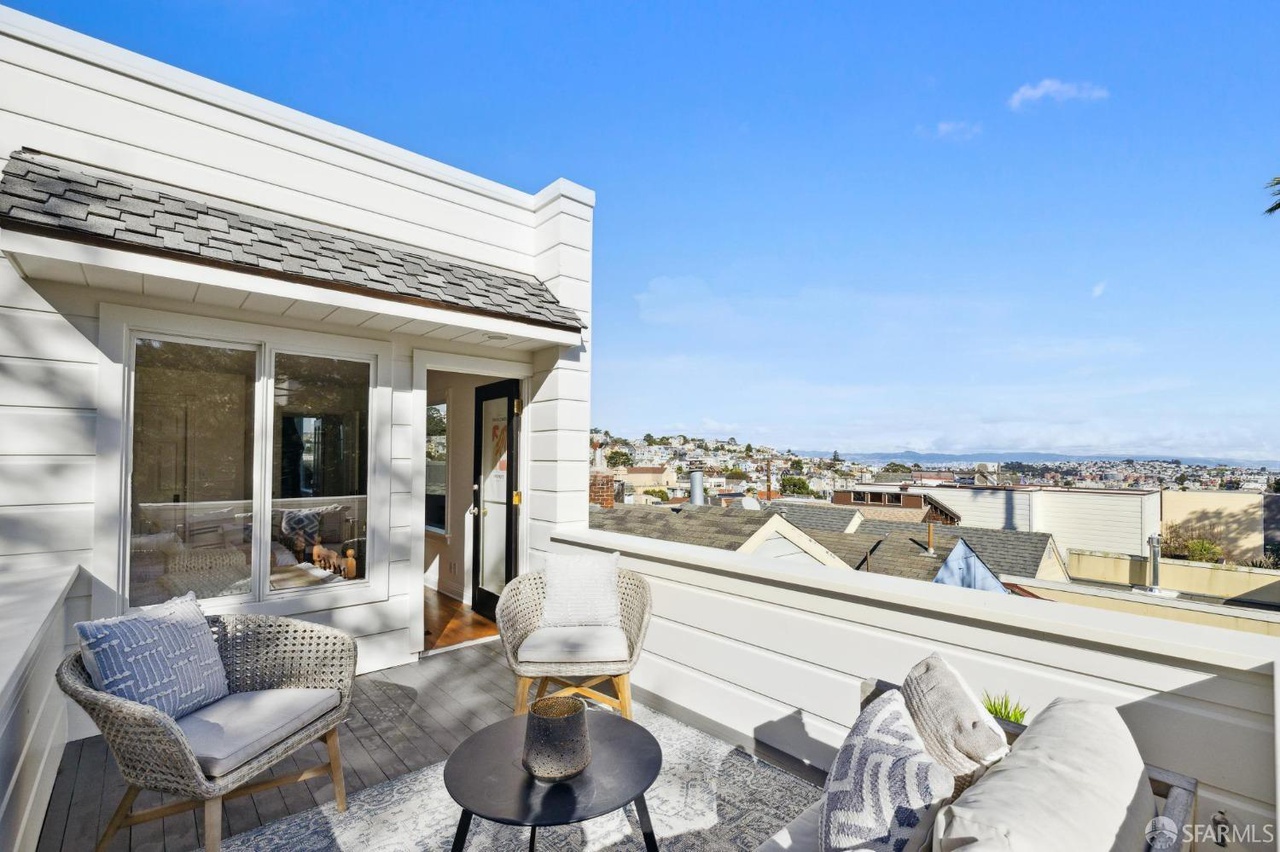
[522,696,591,781]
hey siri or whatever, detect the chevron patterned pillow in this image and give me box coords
[76,592,229,719]
[821,689,955,852]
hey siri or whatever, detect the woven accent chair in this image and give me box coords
[57,614,356,852]
[497,568,651,719]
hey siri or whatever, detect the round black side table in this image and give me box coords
[443,710,663,851]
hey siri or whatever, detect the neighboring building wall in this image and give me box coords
[1017,577,1280,637]
[1068,549,1280,606]
[1032,489,1159,558]
[1162,490,1265,564]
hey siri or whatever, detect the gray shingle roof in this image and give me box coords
[0,149,583,330]
[766,501,862,533]
[856,519,1051,580]
[589,504,770,551]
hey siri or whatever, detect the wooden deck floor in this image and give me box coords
[37,639,523,852]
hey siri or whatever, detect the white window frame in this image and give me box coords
[97,304,393,617]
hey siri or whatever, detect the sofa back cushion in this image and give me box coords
[901,654,1009,792]
[934,698,1155,852]
[821,689,954,852]
[76,592,229,719]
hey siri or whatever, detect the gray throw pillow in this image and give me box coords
[821,689,955,852]
[76,592,229,719]
[901,654,1008,790]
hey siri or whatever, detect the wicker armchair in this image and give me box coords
[57,614,356,852]
[496,568,651,718]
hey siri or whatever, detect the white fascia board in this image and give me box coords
[0,230,581,347]
[0,5,592,211]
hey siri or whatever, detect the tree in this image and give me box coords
[831,450,842,463]
[724,467,749,481]
[643,488,669,503]
[780,475,811,495]
[789,459,804,473]
[1271,479,1280,494]
[643,433,657,446]
[1267,177,1280,215]
[744,443,754,456]
[606,449,633,468]
[882,462,911,474]
[911,463,922,470]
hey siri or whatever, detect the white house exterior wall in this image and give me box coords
[0,5,592,762]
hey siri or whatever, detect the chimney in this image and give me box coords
[589,472,616,509]
[689,461,706,506]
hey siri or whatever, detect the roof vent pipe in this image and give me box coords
[1148,532,1161,589]
[690,466,706,506]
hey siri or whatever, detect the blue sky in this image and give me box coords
[14,2,1280,458]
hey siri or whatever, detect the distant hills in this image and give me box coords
[793,450,1279,468]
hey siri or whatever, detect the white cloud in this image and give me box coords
[1091,281,1107,298]
[934,121,982,141]
[1008,78,1109,110]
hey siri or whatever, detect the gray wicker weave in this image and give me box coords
[57,613,356,852]
[496,568,651,718]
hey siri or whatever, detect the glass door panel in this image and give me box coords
[472,379,520,619]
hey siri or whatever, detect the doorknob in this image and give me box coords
[466,505,479,517]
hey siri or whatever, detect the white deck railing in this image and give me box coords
[554,528,1280,849]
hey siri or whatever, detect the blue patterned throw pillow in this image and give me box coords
[821,689,955,852]
[76,592,229,719]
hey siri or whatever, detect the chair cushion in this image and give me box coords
[516,626,630,664]
[177,688,341,777]
[934,698,1155,851]
[535,550,623,628]
[75,592,228,719]
[821,689,954,852]
[755,799,822,851]
[901,654,1009,792]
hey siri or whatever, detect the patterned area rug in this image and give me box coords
[218,704,819,851]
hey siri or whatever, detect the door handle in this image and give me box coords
[466,505,479,517]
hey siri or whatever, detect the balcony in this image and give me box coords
[8,527,1278,851]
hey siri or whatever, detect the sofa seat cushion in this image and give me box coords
[517,626,629,664]
[934,698,1154,851]
[755,800,823,851]
[177,688,340,778]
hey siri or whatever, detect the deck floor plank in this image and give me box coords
[38,646,541,851]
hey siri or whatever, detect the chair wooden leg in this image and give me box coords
[614,674,633,719]
[535,677,551,701]
[96,785,140,852]
[514,676,534,714]
[203,796,222,852]
[325,728,348,812]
